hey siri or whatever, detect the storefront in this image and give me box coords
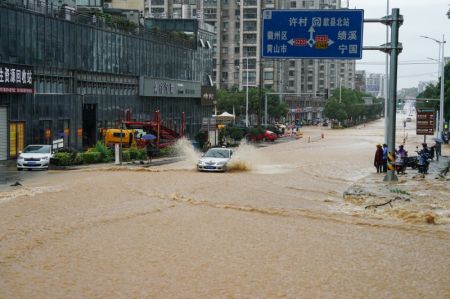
[0,5,215,159]
[0,63,34,160]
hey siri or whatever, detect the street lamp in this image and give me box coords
[420,35,446,135]
[246,56,249,127]
[339,78,343,103]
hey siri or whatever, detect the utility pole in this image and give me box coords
[364,8,404,182]
[439,35,445,135]
[384,0,390,145]
[384,8,402,182]
[421,35,446,136]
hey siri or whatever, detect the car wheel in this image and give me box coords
[17,167,23,171]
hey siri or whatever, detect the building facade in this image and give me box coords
[0,2,215,161]
[365,73,385,98]
[355,70,366,93]
[145,0,356,122]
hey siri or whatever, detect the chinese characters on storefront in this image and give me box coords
[0,64,34,94]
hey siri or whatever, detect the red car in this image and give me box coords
[263,130,278,142]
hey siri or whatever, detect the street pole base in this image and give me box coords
[383,170,398,182]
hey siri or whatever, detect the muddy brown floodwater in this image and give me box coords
[1,118,449,298]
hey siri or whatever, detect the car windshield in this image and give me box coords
[204,148,230,158]
[23,145,51,154]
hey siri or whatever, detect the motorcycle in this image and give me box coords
[417,149,431,175]
[442,131,450,144]
[395,156,406,174]
[404,156,418,169]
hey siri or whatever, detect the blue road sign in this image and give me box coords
[261,9,364,59]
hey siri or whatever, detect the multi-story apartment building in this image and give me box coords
[355,70,366,93]
[365,73,385,98]
[132,0,357,121]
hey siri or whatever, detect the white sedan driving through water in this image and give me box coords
[197,147,233,172]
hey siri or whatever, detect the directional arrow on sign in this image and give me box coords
[288,39,294,46]
[307,26,315,48]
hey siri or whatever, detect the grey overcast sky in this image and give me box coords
[351,0,450,89]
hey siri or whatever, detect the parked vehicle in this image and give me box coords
[404,156,418,169]
[197,147,233,172]
[102,128,136,148]
[263,130,278,142]
[17,145,53,171]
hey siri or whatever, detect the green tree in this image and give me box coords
[324,88,382,125]
[417,62,450,122]
[324,99,347,122]
[216,87,287,124]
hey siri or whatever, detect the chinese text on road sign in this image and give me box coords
[261,9,364,59]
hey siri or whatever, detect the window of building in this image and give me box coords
[289,70,295,76]
[222,47,228,54]
[243,8,257,19]
[222,72,229,81]
[264,71,273,80]
[243,21,257,31]
[290,1,297,8]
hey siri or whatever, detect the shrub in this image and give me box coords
[73,153,84,165]
[91,141,113,162]
[230,127,244,142]
[158,146,174,157]
[128,147,140,160]
[122,150,131,162]
[137,149,147,160]
[80,152,102,164]
[51,152,73,166]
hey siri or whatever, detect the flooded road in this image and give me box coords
[1,118,449,298]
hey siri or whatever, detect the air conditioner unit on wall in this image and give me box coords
[103,3,112,8]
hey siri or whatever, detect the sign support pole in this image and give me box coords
[384,8,401,182]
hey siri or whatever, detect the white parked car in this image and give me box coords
[197,147,233,172]
[17,145,53,171]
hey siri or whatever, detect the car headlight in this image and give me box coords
[18,154,24,159]
[216,162,226,166]
[42,156,49,160]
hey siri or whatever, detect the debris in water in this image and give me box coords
[365,196,409,209]
[10,181,22,187]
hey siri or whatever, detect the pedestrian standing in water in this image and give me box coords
[382,144,388,173]
[374,144,383,173]
[146,140,157,164]
[434,138,442,161]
